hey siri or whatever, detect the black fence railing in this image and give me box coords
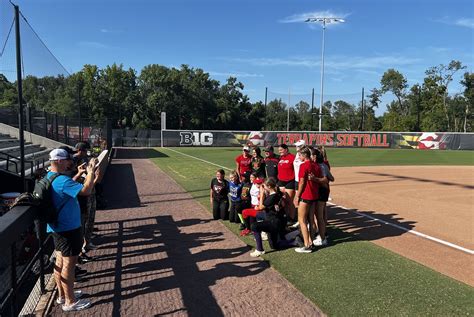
[0,206,54,317]
[0,149,111,316]
[0,107,108,149]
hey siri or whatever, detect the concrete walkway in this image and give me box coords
[50,148,323,316]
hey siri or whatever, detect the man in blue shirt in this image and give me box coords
[47,148,97,312]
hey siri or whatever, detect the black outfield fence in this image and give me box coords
[113,129,474,150]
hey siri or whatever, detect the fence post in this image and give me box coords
[10,242,17,317]
[54,113,59,141]
[64,116,68,144]
[26,105,32,132]
[43,109,47,137]
[106,118,112,150]
[34,219,46,294]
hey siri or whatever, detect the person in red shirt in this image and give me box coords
[277,143,296,222]
[293,146,323,253]
[235,146,252,178]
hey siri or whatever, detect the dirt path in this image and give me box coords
[50,148,323,316]
[329,165,474,286]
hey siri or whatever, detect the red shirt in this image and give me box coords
[298,160,322,200]
[277,153,295,182]
[235,154,252,176]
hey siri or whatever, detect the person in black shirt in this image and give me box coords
[263,145,279,179]
[210,169,230,220]
[250,147,266,179]
[249,178,290,257]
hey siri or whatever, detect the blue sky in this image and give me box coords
[1,0,473,115]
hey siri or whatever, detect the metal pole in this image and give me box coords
[311,88,315,131]
[14,5,25,191]
[287,88,290,131]
[319,20,326,132]
[35,219,46,294]
[361,87,364,131]
[10,242,17,317]
[54,113,59,141]
[64,115,68,144]
[264,87,268,129]
[43,109,47,137]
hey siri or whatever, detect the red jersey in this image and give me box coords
[277,153,295,182]
[298,160,322,201]
[235,154,252,175]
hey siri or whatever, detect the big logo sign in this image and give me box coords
[179,132,214,146]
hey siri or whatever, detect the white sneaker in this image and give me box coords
[313,235,328,247]
[261,232,268,241]
[294,246,312,253]
[290,222,300,229]
[62,298,91,312]
[56,290,83,305]
[250,249,265,257]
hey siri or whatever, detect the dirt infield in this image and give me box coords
[329,165,474,286]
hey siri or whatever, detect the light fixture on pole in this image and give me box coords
[305,17,345,132]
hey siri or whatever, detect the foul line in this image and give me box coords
[328,202,474,255]
[163,147,233,171]
[163,147,474,256]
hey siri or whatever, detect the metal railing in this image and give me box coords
[0,151,47,176]
[0,206,53,317]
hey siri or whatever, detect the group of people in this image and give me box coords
[44,142,102,312]
[209,142,334,256]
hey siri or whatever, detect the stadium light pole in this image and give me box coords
[305,17,345,132]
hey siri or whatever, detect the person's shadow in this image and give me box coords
[325,204,417,246]
[66,215,268,317]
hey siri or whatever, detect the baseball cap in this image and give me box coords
[49,148,72,161]
[75,142,89,151]
[294,140,306,147]
[58,145,77,154]
[253,178,263,184]
[264,145,274,152]
[243,146,250,151]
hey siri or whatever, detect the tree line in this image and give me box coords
[0,60,472,132]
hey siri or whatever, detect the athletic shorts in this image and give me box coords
[52,227,83,257]
[318,186,330,202]
[277,179,296,190]
[300,198,317,204]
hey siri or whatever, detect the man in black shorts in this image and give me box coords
[46,148,97,311]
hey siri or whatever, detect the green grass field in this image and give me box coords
[150,147,474,316]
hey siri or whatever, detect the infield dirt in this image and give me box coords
[329,165,474,286]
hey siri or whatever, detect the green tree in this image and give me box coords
[380,69,409,115]
[460,72,474,132]
[425,60,466,131]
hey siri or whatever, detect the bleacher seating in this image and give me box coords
[0,132,50,177]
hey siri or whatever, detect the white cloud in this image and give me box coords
[280,10,350,24]
[77,41,112,49]
[436,16,474,29]
[100,28,123,34]
[229,54,421,70]
[455,18,474,29]
[209,71,263,78]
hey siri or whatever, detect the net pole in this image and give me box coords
[15,5,25,191]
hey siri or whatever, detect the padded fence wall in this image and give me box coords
[112,129,474,150]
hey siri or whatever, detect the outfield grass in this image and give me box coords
[150,147,474,316]
[165,147,474,168]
